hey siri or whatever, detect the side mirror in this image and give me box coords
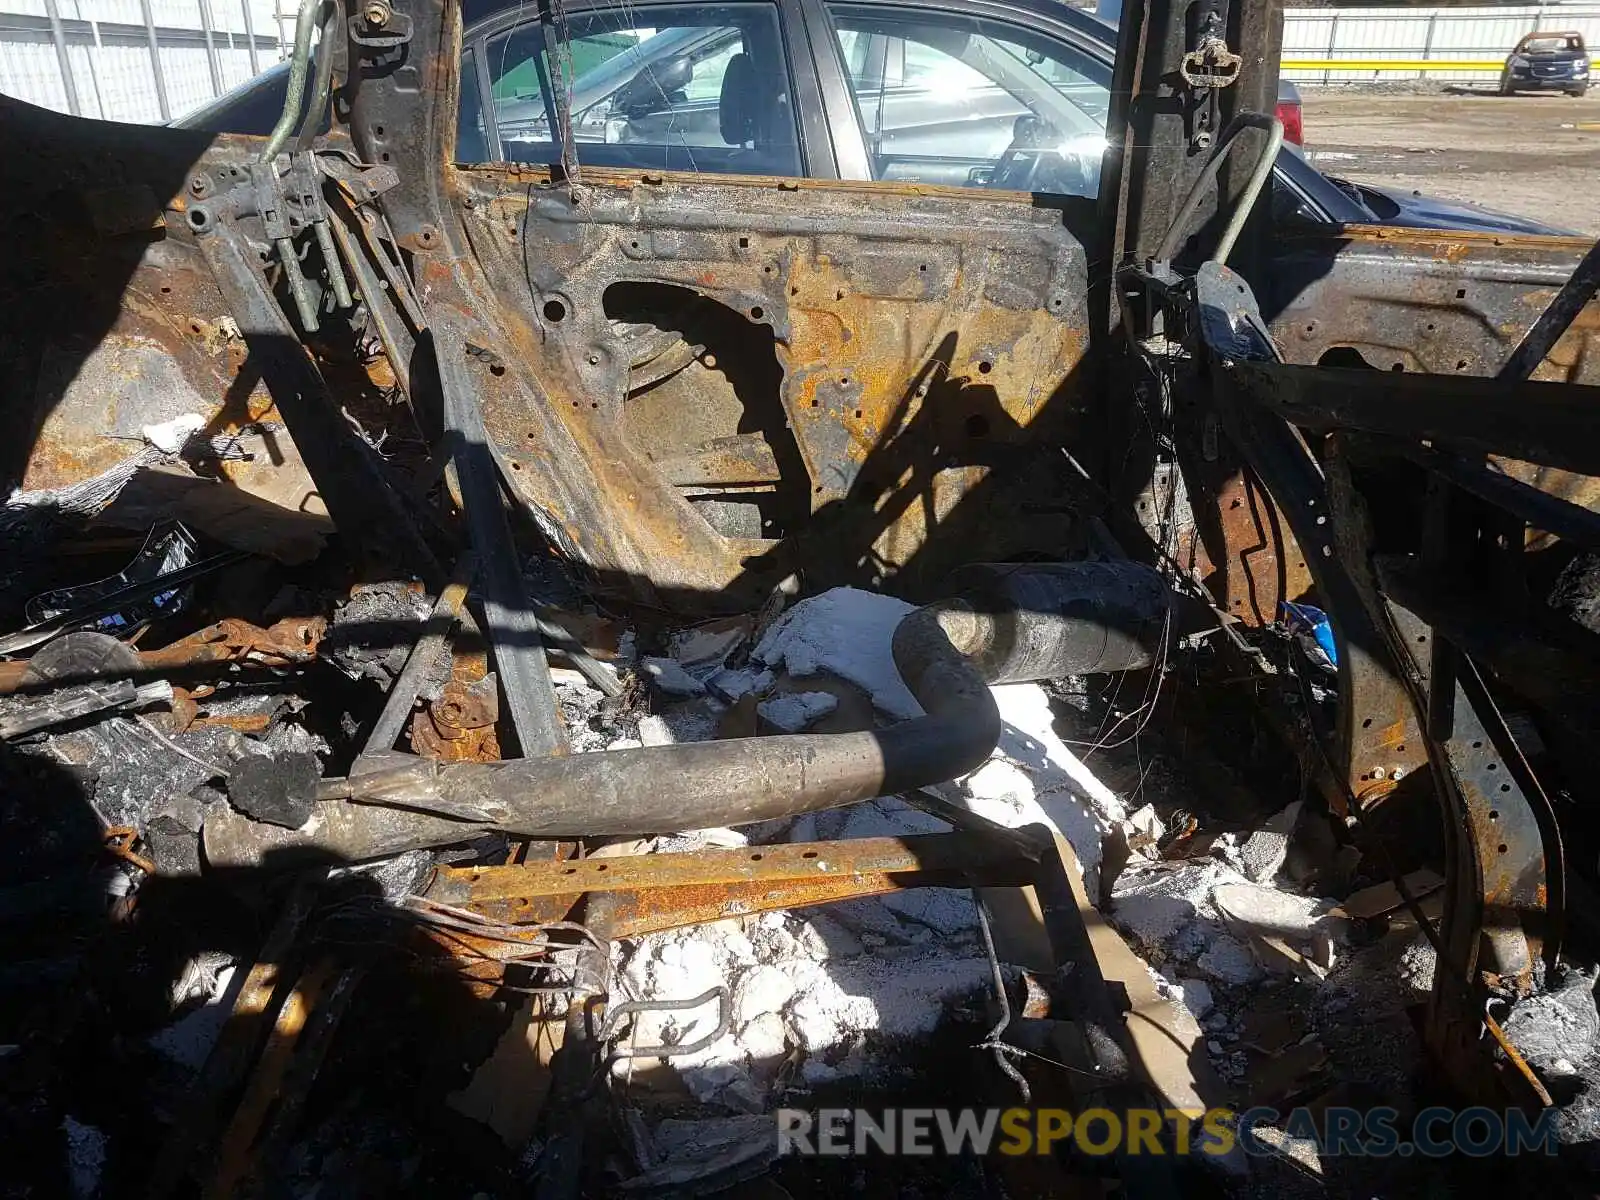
[616,55,695,117]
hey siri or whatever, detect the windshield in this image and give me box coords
[1520,35,1584,54]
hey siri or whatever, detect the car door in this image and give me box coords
[406,0,1108,611]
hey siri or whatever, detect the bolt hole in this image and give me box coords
[510,461,522,471]
[1416,634,1428,644]
[543,298,567,323]
[1229,498,1241,509]
[190,321,203,334]
[802,850,819,859]
[1490,810,1500,820]
[374,124,384,135]
[763,265,773,274]
[1497,843,1509,855]
[630,240,639,249]
[489,363,505,377]
[1396,744,1406,753]
[738,236,749,248]
[750,306,764,320]
[1456,359,1468,370]
[160,285,172,294]
[1486,762,1498,771]
[1456,288,1466,299]
[750,853,764,862]
[853,409,863,419]
[1471,740,1483,749]
[1390,362,1405,372]
[918,263,927,272]
[978,360,992,375]
[1499,782,1511,793]
[1361,718,1373,728]
[380,152,390,162]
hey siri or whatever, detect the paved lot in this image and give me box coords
[1300,88,1600,236]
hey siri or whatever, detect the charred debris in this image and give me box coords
[5,0,1600,1194]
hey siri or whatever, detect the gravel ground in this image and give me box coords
[1300,86,1600,235]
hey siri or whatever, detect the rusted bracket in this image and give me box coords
[189,216,443,586]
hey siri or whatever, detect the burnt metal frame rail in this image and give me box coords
[1174,255,1568,1110]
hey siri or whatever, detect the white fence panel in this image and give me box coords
[1284,4,1600,84]
[0,0,282,120]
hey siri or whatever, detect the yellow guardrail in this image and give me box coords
[1281,59,1506,71]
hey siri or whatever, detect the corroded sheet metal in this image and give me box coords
[1267,226,1600,382]
[434,170,1095,610]
[0,107,332,560]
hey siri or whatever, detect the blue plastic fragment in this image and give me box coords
[1280,601,1338,668]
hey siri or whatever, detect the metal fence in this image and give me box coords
[0,0,285,123]
[1284,4,1600,84]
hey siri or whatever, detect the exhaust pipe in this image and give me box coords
[202,563,1171,868]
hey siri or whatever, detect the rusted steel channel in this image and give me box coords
[425,833,1044,942]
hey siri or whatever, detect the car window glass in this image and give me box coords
[470,2,801,178]
[827,4,1110,197]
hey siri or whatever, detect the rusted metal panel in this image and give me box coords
[1266,227,1600,382]
[436,169,1095,610]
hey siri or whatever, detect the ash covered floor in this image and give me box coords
[3,567,1597,1198]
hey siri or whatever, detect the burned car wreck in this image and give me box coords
[4,0,1600,1193]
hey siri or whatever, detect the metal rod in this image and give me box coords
[240,0,260,75]
[274,236,321,332]
[293,0,336,149]
[138,0,171,121]
[260,0,320,163]
[311,219,353,309]
[83,17,106,118]
[43,0,81,116]
[198,0,224,97]
[1155,112,1284,266]
[359,552,476,759]
[1498,238,1600,383]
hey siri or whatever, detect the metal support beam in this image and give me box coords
[198,0,225,98]
[42,0,81,117]
[241,0,261,74]
[138,0,172,121]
